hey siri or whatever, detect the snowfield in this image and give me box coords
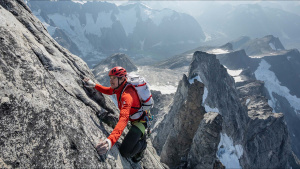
[255,59,300,115]
[131,66,186,94]
[207,48,230,55]
[217,133,243,169]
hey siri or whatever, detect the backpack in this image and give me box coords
[120,73,154,120]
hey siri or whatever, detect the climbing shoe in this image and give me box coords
[131,150,145,163]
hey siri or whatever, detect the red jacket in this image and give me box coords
[95,80,141,147]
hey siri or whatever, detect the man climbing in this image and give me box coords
[83,66,147,163]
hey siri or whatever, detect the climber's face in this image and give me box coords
[110,76,125,89]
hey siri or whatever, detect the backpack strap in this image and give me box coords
[119,83,146,120]
[118,82,129,102]
[119,83,142,110]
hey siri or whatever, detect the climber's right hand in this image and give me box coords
[83,77,96,88]
[96,139,110,155]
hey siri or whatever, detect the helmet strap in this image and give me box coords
[115,77,125,89]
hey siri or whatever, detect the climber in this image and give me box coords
[83,66,147,163]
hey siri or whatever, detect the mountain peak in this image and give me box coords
[231,35,285,56]
[216,49,252,70]
[96,53,137,72]
[261,35,285,50]
[219,43,233,51]
[93,53,137,86]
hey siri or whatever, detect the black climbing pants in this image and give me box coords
[119,124,147,158]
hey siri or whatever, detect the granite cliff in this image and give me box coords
[152,51,297,168]
[0,0,163,168]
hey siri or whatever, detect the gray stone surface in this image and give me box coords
[220,47,300,159]
[159,76,206,168]
[0,1,164,168]
[216,49,254,70]
[152,51,296,168]
[188,51,248,141]
[150,90,174,133]
[231,35,286,56]
[237,80,294,168]
[152,74,191,155]
[187,112,223,169]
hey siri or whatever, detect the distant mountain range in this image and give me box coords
[195,3,300,50]
[27,1,205,67]
[153,35,300,160]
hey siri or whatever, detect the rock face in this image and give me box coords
[187,112,223,169]
[237,80,292,168]
[158,37,300,160]
[188,51,248,141]
[152,74,191,155]
[219,47,300,159]
[150,90,174,131]
[152,67,223,168]
[219,43,233,51]
[0,1,163,168]
[159,76,206,167]
[190,52,295,168]
[231,35,286,56]
[230,36,251,50]
[153,51,296,168]
[216,49,254,70]
[93,53,137,86]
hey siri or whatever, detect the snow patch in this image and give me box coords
[203,86,220,113]
[204,104,220,113]
[72,1,87,5]
[225,66,244,83]
[186,53,194,59]
[189,75,220,113]
[217,133,243,169]
[207,49,230,55]
[269,42,276,50]
[249,54,266,58]
[189,75,202,84]
[202,87,208,104]
[103,67,109,72]
[150,85,177,94]
[246,98,250,105]
[226,69,242,77]
[287,56,291,61]
[255,59,300,115]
